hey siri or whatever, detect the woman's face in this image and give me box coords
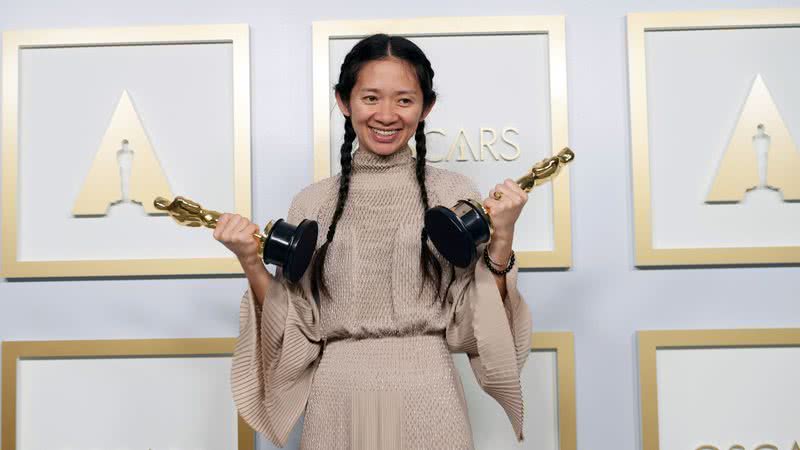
[336,57,434,157]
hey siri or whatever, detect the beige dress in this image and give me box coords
[231,146,532,449]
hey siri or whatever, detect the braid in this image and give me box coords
[415,121,447,300]
[414,122,431,208]
[311,117,356,301]
[327,118,356,240]
[319,34,446,302]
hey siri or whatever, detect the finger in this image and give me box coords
[482,197,501,214]
[246,223,260,240]
[213,214,230,240]
[236,222,258,245]
[221,215,242,241]
[502,180,526,203]
[504,179,522,194]
[217,213,231,228]
[495,183,521,204]
[234,217,251,235]
[491,183,508,200]
[232,220,251,244]
[213,224,225,241]
[214,213,231,240]
[504,179,528,202]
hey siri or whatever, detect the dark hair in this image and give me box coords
[311,33,447,302]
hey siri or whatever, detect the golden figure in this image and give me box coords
[154,196,268,253]
[494,147,574,199]
[154,196,318,282]
[154,196,228,229]
[426,147,575,267]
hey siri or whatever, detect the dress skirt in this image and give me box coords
[300,334,475,450]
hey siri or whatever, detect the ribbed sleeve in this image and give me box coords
[445,249,532,442]
[230,193,323,448]
[438,173,533,442]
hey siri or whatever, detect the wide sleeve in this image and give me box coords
[443,193,532,442]
[230,194,323,448]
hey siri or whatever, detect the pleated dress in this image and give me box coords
[231,146,532,449]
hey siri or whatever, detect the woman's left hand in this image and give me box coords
[483,179,528,244]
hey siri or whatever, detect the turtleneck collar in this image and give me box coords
[352,144,415,173]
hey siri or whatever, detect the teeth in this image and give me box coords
[371,127,398,136]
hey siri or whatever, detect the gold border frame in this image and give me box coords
[1,24,252,277]
[637,328,800,450]
[0,334,576,450]
[312,16,572,268]
[1,338,255,449]
[627,9,800,266]
[532,331,577,450]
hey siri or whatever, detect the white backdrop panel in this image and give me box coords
[3,2,800,450]
[645,27,800,249]
[455,350,560,450]
[656,347,800,450]
[328,33,555,251]
[18,43,235,260]
[17,356,238,449]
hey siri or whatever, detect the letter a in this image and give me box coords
[73,91,172,215]
[707,74,800,202]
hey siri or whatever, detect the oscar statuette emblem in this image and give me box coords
[424,147,575,267]
[154,196,318,282]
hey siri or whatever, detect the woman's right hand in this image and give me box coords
[215,213,272,306]
[213,213,261,267]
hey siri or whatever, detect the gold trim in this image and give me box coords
[2,338,255,450]
[532,331,577,450]
[312,16,572,269]
[627,9,800,266]
[1,24,252,277]
[637,328,800,450]
[0,334,576,449]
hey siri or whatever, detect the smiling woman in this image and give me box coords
[335,56,432,155]
[217,34,533,450]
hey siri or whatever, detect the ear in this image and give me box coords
[335,91,350,117]
[420,98,436,122]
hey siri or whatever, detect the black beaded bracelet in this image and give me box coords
[483,246,515,276]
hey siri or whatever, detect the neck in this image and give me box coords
[352,145,415,173]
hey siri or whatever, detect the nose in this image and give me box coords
[373,100,397,125]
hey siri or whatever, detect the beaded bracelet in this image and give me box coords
[483,247,515,276]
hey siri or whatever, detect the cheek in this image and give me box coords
[351,111,368,124]
[401,110,423,129]
[347,104,370,122]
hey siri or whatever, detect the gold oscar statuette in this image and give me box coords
[424,147,575,267]
[154,196,318,282]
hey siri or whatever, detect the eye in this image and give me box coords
[363,95,378,104]
[398,98,413,106]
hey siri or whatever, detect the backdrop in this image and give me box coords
[2,0,799,449]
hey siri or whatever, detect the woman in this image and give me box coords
[215,34,532,449]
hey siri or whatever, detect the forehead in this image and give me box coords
[355,57,420,93]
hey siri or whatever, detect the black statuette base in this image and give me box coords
[263,218,319,283]
[424,200,491,268]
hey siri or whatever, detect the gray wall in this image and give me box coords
[2,0,799,448]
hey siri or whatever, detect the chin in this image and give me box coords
[363,141,408,156]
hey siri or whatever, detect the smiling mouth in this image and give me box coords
[370,127,399,136]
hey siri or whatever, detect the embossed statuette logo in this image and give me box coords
[72,90,172,216]
[707,74,800,203]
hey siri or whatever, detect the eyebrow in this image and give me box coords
[359,88,418,96]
